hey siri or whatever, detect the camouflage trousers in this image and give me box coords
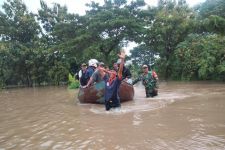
[145,87,158,97]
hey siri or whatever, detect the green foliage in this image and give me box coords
[1,0,225,88]
[68,73,75,84]
[130,44,158,66]
[196,0,225,18]
[1,0,40,43]
[71,0,146,64]
[192,0,225,36]
[68,73,79,89]
[203,15,225,35]
[142,0,194,79]
[129,63,142,79]
[172,34,225,81]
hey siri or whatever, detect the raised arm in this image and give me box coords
[117,50,125,80]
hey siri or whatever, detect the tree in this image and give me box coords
[196,0,225,18]
[172,33,225,81]
[143,0,194,79]
[68,0,146,64]
[0,0,41,86]
[130,44,158,66]
[0,0,40,42]
[37,1,80,81]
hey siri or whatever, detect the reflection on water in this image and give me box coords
[0,82,225,149]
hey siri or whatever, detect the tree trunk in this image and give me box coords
[164,48,171,80]
[26,75,32,87]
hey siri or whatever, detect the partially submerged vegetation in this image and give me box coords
[68,73,79,89]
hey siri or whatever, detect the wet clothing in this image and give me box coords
[122,66,132,80]
[80,66,95,86]
[133,70,158,97]
[114,66,132,84]
[114,66,131,80]
[85,66,95,79]
[80,70,88,86]
[103,75,122,111]
[92,70,103,83]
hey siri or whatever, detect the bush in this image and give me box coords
[68,81,80,89]
[68,73,80,89]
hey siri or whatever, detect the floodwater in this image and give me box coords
[0,82,225,150]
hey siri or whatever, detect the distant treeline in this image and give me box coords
[0,0,225,88]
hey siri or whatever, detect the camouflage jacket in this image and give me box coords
[133,71,158,89]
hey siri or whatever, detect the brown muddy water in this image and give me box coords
[0,82,225,150]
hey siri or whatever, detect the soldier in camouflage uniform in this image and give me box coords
[133,64,159,97]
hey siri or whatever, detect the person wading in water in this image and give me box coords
[133,64,159,98]
[98,50,126,111]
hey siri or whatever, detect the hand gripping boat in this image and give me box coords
[78,81,134,104]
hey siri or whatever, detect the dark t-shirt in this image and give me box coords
[103,75,122,103]
[122,66,132,79]
[80,66,95,86]
[85,66,95,79]
[114,66,132,80]
[80,71,88,86]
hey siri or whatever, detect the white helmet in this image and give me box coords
[88,59,98,67]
